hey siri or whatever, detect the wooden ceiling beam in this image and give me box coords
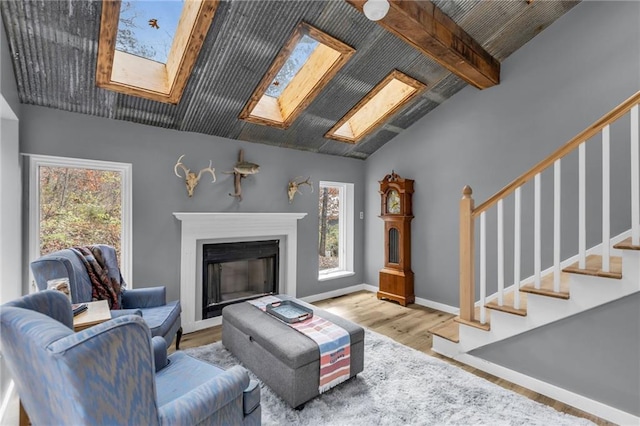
[346,0,500,89]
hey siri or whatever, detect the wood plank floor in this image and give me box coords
[176,290,612,425]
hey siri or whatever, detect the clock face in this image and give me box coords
[387,190,401,214]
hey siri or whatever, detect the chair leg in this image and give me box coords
[175,327,183,350]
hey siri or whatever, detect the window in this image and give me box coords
[239,22,355,129]
[326,70,426,143]
[28,155,132,285]
[318,181,354,281]
[96,0,219,104]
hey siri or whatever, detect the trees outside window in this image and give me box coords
[318,181,354,280]
[39,167,122,256]
[28,155,132,286]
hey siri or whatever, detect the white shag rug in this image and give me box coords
[185,329,594,426]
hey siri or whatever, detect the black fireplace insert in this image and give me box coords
[202,240,279,319]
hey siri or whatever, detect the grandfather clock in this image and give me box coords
[378,171,415,306]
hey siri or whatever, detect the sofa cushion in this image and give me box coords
[141,300,181,339]
[156,352,226,407]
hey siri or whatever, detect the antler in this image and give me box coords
[174,155,216,197]
[288,176,313,203]
[197,160,216,183]
[174,154,190,178]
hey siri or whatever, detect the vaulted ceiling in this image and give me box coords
[0,0,579,159]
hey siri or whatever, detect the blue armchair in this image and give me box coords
[30,244,183,349]
[1,291,261,425]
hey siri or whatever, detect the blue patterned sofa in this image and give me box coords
[1,290,261,425]
[30,244,183,349]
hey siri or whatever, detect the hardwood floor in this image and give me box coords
[176,290,612,425]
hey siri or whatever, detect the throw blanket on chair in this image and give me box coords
[249,296,351,393]
[72,246,121,309]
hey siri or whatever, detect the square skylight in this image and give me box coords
[326,70,426,144]
[239,22,355,129]
[97,0,218,104]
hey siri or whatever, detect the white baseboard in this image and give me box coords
[300,284,374,303]
[301,283,460,315]
[414,296,459,315]
[454,353,639,426]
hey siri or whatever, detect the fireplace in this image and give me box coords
[202,240,279,318]
[173,212,306,333]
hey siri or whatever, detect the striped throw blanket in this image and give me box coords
[248,296,351,393]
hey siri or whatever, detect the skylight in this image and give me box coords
[116,0,185,64]
[326,70,426,144]
[239,22,355,129]
[264,35,319,98]
[97,0,218,104]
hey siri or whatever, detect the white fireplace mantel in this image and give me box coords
[174,212,307,332]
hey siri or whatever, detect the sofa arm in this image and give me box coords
[110,308,142,318]
[158,366,250,425]
[121,287,166,308]
[152,336,169,372]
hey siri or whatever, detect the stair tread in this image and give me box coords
[520,271,571,299]
[563,254,622,279]
[613,237,640,251]
[429,319,459,343]
[454,306,491,331]
[485,291,528,316]
[454,316,491,331]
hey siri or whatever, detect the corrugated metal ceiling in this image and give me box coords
[0,0,579,159]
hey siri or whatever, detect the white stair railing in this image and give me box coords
[458,92,640,326]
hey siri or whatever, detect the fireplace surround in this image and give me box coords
[174,212,307,332]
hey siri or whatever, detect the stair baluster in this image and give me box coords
[602,125,611,272]
[513,187,521,310]
[631,105,639,245]
[497,199,504,305]
[554,159,562,292]
[480,211,487,324]
[579,142,587,269]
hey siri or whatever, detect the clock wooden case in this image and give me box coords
[378,171,415,306]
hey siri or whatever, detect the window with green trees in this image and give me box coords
[29,155,132,284]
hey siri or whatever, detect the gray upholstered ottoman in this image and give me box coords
[221,296,364,408]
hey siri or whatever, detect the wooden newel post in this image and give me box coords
[459,185,475,322]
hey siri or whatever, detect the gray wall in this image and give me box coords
[364,0,640,307]
[0,14,21,426]
[0,9,21,303]
[471,293,640,416]
[20,105,366,302]
[363,0,640,415]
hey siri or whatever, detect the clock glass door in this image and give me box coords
[388,227,399,263]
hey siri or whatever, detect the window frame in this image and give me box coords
[318,180,355,281]
[27,154,133,288]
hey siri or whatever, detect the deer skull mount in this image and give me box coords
[174,155,216,197]
[287,176,313,203]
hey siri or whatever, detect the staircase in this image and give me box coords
[429,92,640,420]
[431,234,639,356]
